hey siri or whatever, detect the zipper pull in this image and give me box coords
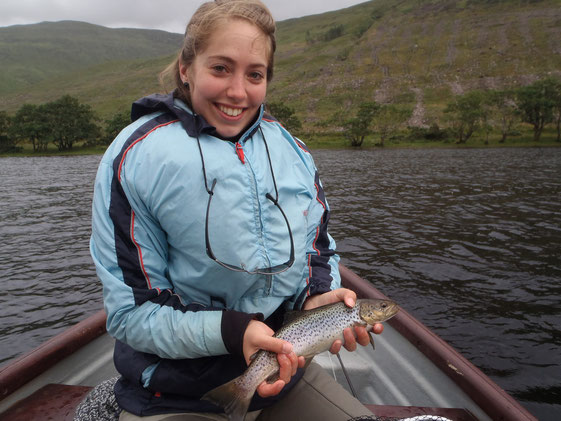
[235,142,245,164]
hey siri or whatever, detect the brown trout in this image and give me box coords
[202,298,399,420]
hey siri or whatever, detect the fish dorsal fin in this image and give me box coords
[283,310,306,325]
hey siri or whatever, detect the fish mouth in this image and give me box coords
[217,104,245,118]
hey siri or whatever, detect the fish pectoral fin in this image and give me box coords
[369,332,376,351]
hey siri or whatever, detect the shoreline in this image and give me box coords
[1,138,560,158]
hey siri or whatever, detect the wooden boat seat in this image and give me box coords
[0,383,92,421]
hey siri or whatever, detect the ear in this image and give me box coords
[179,63,190,85]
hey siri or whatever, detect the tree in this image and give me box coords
[444,91,486,143]
[515,78,555,142]
[549,78,561,142]
[10,104,52,152]
[373,105,411,146]
[0,111,15,152]
[266,102,302,133]
[103,110,131,145]
[44,95,99,151]
[486,89,518,143]
[479,91,495,145]
[343,102,379,147]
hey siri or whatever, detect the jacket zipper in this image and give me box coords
[235,141,273,294]
[235,142,245,164]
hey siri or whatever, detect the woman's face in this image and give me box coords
[181,19,269,138]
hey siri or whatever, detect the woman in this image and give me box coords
[90,1,383,419]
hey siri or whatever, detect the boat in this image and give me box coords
[0,264,537,421]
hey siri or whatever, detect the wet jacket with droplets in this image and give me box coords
[90,92,340,415]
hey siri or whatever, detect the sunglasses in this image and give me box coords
[197,128,295,275]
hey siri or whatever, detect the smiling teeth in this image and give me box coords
[219,105,243,117]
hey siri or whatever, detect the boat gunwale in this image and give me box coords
[338,264,536,421]
[0,309,106,400]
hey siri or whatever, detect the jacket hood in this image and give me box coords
[131,91,211,138]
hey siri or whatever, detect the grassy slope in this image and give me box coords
[0,20,182,94]
[269,0,561,129]
[1,1,560,131]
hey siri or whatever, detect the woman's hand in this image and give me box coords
[243,320,305,398]
[303,288,384,354]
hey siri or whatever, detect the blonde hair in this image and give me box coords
[160,0,276,106]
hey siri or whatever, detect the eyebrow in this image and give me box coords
[206,55,267,69]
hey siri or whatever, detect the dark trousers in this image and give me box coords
[119,363,372,421]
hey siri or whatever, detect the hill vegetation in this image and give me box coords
[1,0,560,148]
[270,0,561,129]
[0,20,182,95]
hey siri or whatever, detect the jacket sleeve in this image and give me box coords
[90,128,251,360]
[305,172,341,295]
[290,137,341,310]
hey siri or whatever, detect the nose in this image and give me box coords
[226,74,247,102]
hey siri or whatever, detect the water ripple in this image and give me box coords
[0,155,103,365]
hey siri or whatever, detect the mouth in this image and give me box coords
[217,104,245,118]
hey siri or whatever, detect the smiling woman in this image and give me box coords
[88,1,387,420]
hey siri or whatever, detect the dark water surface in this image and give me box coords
[1,148,560,420]
[0,156,102,364]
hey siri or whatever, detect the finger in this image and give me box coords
[287,352,299,376]
[257,379,285,398]
[371,323,384,335]
[243,320,276,364]
[335,289,357,308]
[297,356,306,368]
[277,353,292,384]
[329,339,342,354]
[343,327,357,352]
[260,336,293,355]
[355,326,370,347]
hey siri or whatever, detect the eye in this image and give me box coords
[248,71,265,82]
[212,65,227,74]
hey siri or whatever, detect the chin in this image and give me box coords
[215,127,241,138]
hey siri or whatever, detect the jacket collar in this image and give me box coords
[131,91,263,141]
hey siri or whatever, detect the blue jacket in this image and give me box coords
[90,92,340,415]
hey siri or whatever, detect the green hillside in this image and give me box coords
[0,20,182,94]
[270,0,561,128]
[1,0,560,129]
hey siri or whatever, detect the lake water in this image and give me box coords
[1,148,560,420]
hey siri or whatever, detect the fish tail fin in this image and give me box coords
[201,377,252,421]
